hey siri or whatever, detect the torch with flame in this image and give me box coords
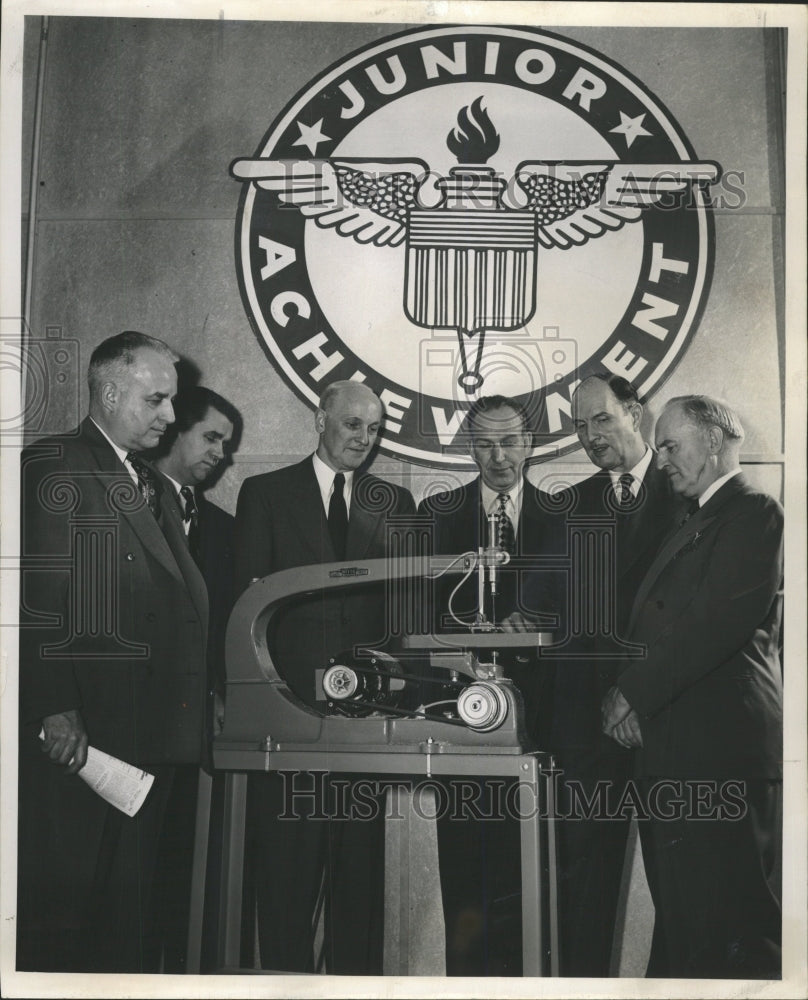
[404,99,537,392]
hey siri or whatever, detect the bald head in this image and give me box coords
[315,381,383,472]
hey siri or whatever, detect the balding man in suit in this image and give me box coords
[517,373,681,977]
[234,380,415,974]
[18,331,208,972]
[603,395,783,978]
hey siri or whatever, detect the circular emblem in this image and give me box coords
[233,25,718,468]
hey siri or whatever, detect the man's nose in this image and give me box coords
[161,399,175,424]
[356,425,369,444]
[655,450,667,470]
[492,443,506,461]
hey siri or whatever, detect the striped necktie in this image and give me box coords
[495,492,515,554]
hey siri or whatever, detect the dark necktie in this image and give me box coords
[495,492,515,554]
[329,472,348,560]
[127,452,162,519]
[180,485,199,556]
[617,472,634,507]
[680,498,700,526]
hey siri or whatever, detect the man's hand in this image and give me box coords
[501,611,541,634]
[601,687,643,748]
[41,709,88,774]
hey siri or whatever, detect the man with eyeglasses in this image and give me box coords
[417,394,563,976]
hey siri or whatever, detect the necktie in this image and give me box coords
[180,485,199,556]
[329,472,348,560]
[127,452,162,518]
[495,492,515,554]
[680,498,700,526]
[617,473,634,507]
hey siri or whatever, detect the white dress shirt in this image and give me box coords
[312,452,354,516]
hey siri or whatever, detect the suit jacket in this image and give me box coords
[234,457,416,706]
[619,473,783,778]
[161,480,235,696]
[417,475,565,625]
[541,460,681,753]
[19,417,209,765]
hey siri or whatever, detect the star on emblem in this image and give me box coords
[610,111,652,149]
[293,118,331,156]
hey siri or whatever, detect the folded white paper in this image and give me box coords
[39,731,154,817]
[77,746,155,817]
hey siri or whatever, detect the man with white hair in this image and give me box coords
[603,395,783,978]
[234,379,415,974]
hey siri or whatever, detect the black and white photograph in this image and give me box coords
[1,2,806,997]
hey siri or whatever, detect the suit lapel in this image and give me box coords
[288,458,336,562]
[82,421,208,628]
[627,474,747,634]
[345,474,383,559]
[81,419,186,586]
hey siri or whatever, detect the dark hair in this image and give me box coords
[667,395,744,442]
[172,386,241,434]
[466,394,531,436]
[157,386,242,453]
[87,331,177,399]
[574,373,640,407]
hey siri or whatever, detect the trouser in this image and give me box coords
[639,777,782,979]
[17,742,187,973]
[551,741,635,977]
[436,777,523,977]
[247,770,385,974]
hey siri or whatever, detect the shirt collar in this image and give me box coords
[608,446,653,495]
[90,417,130,466]
[480,476,524,517]
[312,453,354,509]
[697,468,742,508]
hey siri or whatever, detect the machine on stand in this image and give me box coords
[190,515,560,975]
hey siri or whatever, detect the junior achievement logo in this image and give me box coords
[232,25,720,468]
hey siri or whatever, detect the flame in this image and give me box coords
[446,97,500,164]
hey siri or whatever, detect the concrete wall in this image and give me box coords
[21,17,785,512]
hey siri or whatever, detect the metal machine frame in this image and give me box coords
[192,552,559,975]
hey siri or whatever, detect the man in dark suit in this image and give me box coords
[17,331,209,973]
[234,379,415,974]
[152,385,241,971]
[538,373,681,977]
[603,395,783,978]
[155,385,240,714]
[417,394,563,976]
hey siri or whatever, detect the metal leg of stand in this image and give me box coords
[186,767,213,974]
[520,756,543,977]
[546,762,559,976]
[383,784,411,975]
[218,771,248,970]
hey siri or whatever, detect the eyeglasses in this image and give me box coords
[473,436,527,452]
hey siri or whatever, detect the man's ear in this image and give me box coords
[314,407,326,434]
[99,380,118,415]
[707,424,724,454]
[630,401,644,431]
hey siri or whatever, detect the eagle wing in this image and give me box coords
[515,161,720,249]
[230,157,437,247]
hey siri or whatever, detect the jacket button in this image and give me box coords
[125,552,135,561]
[146,612,156,622]
[656,600,664,609]
[341,617,349,626]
